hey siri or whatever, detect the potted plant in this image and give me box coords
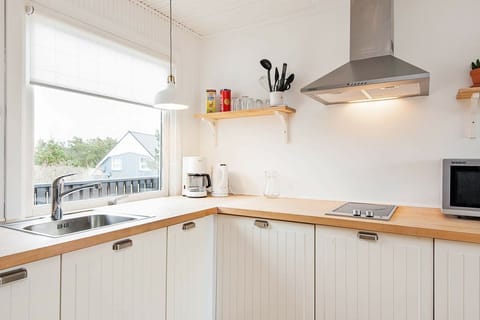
[471,59,480,87]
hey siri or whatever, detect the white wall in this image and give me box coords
[199,0,480,207]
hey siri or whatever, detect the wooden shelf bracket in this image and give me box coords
[275,111,290,143]
[201,117,218,146]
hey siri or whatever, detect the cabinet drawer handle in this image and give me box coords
[113,239,133,251]
[0,268,27,286]
[254,220,269,229]
[357,232,379,241]
[182,222,196,231]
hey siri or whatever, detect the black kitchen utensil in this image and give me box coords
[274,67,279,91]
[283,73,295,91]
[260,59,273,92]
[279,63,287,91]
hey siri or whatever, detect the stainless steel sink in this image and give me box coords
[2,211,151,237]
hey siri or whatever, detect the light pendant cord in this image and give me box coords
[169,0,173,81]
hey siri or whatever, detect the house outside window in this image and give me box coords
[94,131,159,178]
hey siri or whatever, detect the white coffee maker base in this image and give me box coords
[183,193,208,198]
[183,194,207,198]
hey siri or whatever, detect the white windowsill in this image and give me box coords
[30,190,167,218]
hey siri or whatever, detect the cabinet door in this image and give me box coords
[0,256,60,320]
[167,215,215,320]
[216,215,314,320]
[435,239,480,320]
[316,226,433,320]
[62,228,167,320]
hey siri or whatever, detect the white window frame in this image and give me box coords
[5,1,179,220]
[111,157,123,171]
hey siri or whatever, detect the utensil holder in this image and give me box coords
[270,91,284,106]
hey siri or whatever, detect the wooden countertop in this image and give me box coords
[1,196,479,270]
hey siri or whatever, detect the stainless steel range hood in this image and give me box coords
[301,0,430,105]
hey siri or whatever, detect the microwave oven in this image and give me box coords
[442,159,480,217]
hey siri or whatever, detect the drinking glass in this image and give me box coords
[247,98,255,110]
[232,97,241,111]
[256,99,264,109]
[240,96,249,110]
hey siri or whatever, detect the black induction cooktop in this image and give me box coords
[326,202,397,221]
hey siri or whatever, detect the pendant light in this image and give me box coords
[153,0,188,110]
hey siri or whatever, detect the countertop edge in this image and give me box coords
[218,207,480,244]
[2,201,480,270]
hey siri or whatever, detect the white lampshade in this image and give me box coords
[153,81,188,110]
[153,0,188,111]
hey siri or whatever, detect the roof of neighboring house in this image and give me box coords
[129,131,157,157]
[93,131,158,173]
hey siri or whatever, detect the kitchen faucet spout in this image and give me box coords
[60,182,102,198]
[51,174,102,221]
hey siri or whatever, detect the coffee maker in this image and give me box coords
[182,156,211,198]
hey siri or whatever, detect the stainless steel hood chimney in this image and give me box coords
[301,0,430,105]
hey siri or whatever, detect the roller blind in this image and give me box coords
[29,13,169,106]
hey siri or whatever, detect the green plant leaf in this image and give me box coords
[473,62,477,70]
[477,59,480,68]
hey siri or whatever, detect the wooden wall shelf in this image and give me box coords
[456,87,480,100]
[195,106,296,145]
[194,106,295,120]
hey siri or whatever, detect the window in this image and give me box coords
[139,157,148,171]
[111,158,123,171]
[29,13,169,208]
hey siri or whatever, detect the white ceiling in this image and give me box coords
[134,0,322,37]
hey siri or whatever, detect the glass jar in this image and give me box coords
[264,170,280,198]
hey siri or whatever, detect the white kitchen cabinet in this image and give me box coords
[0,256,60,320]
[167,215,215,320]
[61,229,167,320]
[316,225,433,320]
[216,214,314,320]
[435,239,480,320]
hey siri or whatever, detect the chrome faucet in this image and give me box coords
[51,174,102,220]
